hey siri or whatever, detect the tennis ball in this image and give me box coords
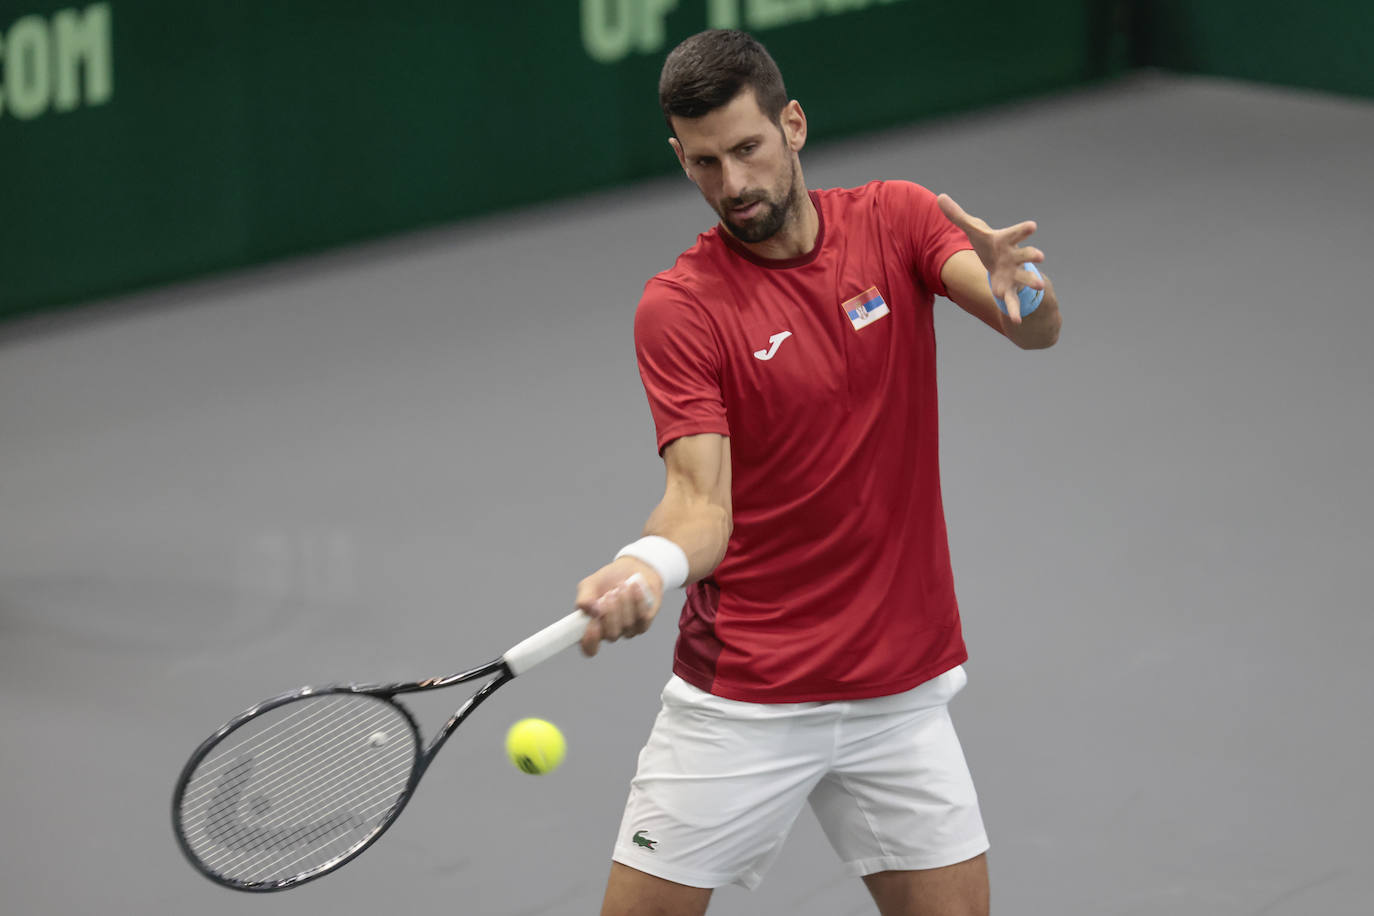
[505,718,566,775]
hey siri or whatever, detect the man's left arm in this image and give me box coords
[936,194,1062,350]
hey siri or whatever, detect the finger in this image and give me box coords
[990,282,1019,324]
[1016,246,1045,264]
[575,575,607,616]
[628,577,658,636]
[1015,267,1045,290]
[624,600,648,637]
[937,193,974,231]
[597,591,625,640]
[580,618,602,656]
[1003,220,1037,245]
[612,578,647,636]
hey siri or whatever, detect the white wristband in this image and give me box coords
[615,536,689,591]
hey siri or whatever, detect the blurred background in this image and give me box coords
[2,2,1371,914]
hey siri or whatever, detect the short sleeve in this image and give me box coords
[634,278,730,452]
[883,180,973,298]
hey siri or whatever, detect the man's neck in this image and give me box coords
[729,187,818,261]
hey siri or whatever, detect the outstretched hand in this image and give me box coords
[938,193,1045,323]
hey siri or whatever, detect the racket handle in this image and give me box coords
[504,574,651,676]
[503,609,591,676]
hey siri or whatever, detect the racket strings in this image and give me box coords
[178,694,418,886]
[182,696,370,808]
[191,697,414,881]
[205,698,412,876]
[189,698,399,817]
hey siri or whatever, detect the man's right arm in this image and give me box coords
[576,433,732,656]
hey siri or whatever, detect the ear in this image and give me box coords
[780,100,807,153]
[668,137,689,175]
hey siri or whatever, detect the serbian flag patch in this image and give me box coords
[841,286,891,330]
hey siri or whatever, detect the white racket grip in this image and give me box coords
[502,574,650,676]
[503,610,589,676]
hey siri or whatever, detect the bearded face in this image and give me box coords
[671,88,807,247]
[716,155,800,244]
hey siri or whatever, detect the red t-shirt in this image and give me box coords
[634,180,974,703]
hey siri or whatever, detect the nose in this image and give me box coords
[721,158,747,201]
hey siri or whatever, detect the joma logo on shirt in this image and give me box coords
[753,331,792,361]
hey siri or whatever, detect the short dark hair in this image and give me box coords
[658,30,788,131]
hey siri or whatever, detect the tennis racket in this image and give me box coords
[171,594,607,892]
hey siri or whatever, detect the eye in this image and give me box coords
[738,144,757,156]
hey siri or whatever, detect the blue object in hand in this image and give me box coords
[990,261,1044,317]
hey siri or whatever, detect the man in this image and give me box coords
[574,29,1060,916]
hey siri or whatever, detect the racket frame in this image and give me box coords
[172,601,596,892]
[172,658,513,892]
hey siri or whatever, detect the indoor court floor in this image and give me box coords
[2,71,1371,915]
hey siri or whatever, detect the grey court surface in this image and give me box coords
[2,72,1371,915]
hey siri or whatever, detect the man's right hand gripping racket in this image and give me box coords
[171,591,611,892]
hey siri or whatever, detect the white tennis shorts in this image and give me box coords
[610,666,988,890]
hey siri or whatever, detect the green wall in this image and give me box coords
[1136,1,1374,99]
[0,1,1122,317]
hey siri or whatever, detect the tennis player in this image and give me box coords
[575,29,1060,916]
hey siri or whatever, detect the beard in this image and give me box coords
[718,157,800,244]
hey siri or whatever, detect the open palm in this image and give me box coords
[938,193,1045,322]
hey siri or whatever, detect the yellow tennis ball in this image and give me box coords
[505,718,566,775]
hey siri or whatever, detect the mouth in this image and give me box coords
[728,200,764,221]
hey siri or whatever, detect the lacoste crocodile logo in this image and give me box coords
[752,331,792,361]
[632,829,658,850]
